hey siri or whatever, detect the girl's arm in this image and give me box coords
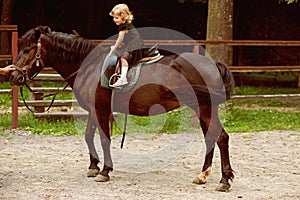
[111,30,126,51]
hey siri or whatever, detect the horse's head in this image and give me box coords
[11,25,51,86]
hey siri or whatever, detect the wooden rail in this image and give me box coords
[27,87,72,93]
[0,25,18,61]
[91,39,300,46]
[33,111,88,118]
[228,66,300,72]
[0,89,12,95]
[231,94,300,101]
[18,99,78,107]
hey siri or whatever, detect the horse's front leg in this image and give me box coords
[85,116,100,177]
[94,113,113,182]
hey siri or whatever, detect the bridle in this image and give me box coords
[14,36,101,114]
[14,38,44,81]
[14,38,70,113]
[28,38,43,79]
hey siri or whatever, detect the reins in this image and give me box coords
[19,67,83,114]
[20,81,70,113]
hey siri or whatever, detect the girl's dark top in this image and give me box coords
[115,22,144,66]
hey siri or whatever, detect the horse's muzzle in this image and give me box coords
[10,70,25,86]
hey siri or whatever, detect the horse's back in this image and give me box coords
[115,53,230,112]
[174,53,222,83]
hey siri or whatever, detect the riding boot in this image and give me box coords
[112,66,128,87]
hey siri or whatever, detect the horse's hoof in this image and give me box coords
[216,182,231,192]
[87,169,99,177]
[193,177,206,185]
[95,174,110,182]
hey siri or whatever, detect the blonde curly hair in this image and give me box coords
[109,3,134,24]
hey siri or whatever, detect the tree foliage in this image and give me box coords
[278,0,298,4]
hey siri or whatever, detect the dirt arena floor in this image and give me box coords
[0,130,299,199]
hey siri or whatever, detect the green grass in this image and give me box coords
[0,82,13,107]
[224,107,300,132]
[234,85,300,95]
[0,81,74,106]
[1,105,299,135]
[0,108,196,136]
[0,113,78,136]
[233,85,300,107]
[234,72,298,83]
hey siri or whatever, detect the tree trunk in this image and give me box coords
[206,0,233,65]
[0,0,13,67]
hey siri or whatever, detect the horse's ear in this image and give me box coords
[43,26,51,34]
[34,26,51,40]
[34,27,42,40]
[72,30,81,37]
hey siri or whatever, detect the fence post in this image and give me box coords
[192,45,199,54]
[11,30,18,128]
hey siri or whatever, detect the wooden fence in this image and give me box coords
[0,25,18,128]
[1,25,300,127]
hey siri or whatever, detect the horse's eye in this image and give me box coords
[23,48,30,54]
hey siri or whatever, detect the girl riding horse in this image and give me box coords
[109,3,144,87]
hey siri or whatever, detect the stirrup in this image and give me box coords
[109,73,121,88]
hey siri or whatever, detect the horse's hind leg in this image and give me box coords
[193,105,234,191]
[193,105,215,185]
[216,128,234,191]
[85,116,100,177]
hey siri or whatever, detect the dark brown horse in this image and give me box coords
[10,26,235,191]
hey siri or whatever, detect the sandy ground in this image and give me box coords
[0,129,299,200]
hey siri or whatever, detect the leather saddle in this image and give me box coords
[103,43,161,88]
[142,43,160,60]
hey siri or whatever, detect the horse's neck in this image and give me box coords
[46,38,99,87]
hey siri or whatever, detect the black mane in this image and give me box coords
[19,27,101,64]
[49,31,98,62]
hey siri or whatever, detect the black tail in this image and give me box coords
[215,61,235,100]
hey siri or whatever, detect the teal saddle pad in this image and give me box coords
[101,53,164,92]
